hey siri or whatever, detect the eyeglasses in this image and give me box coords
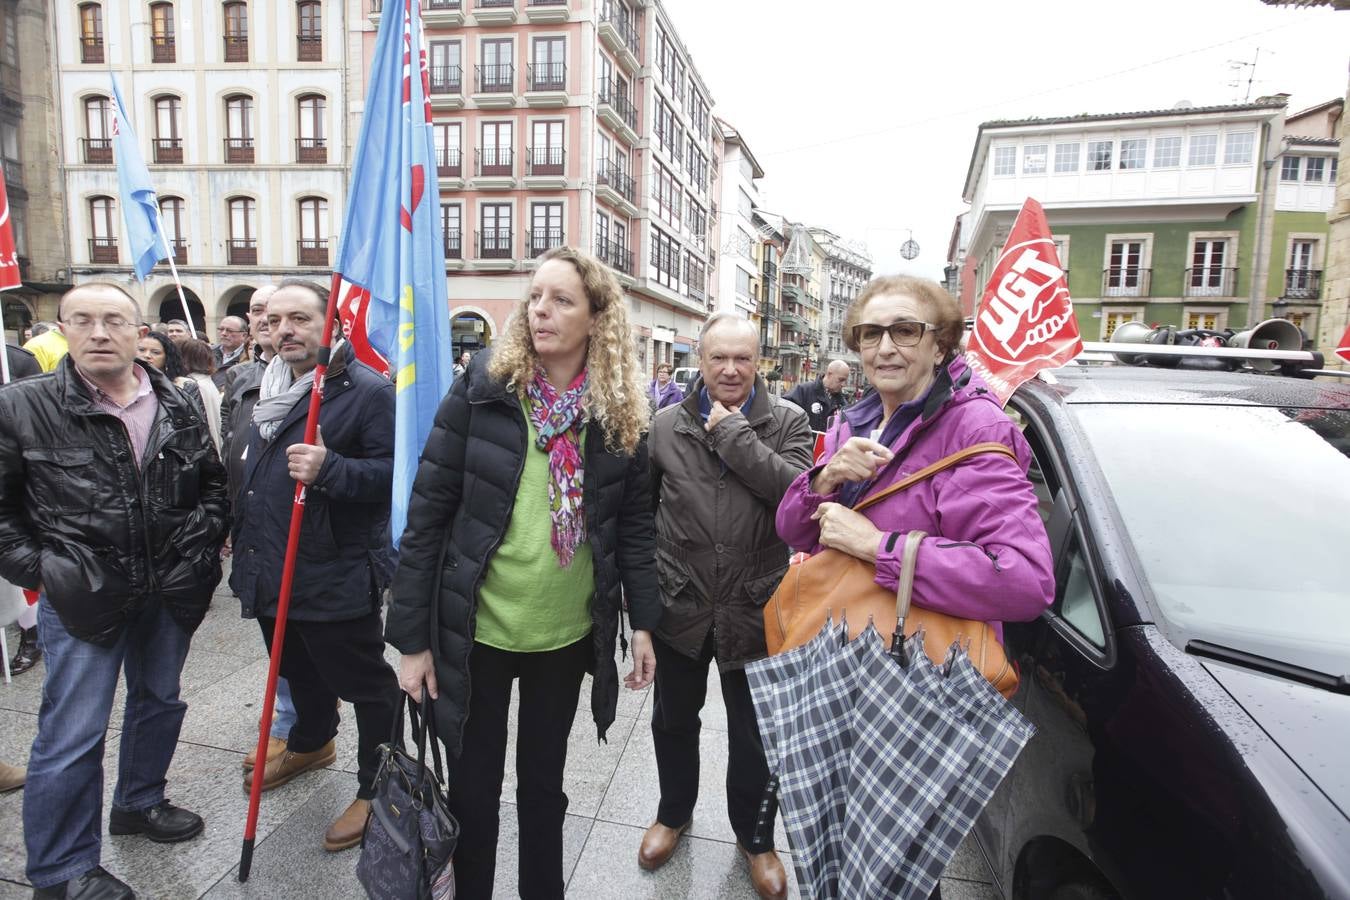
[61,315,138,333]
[851,320,936,349]
[218,326,245,334]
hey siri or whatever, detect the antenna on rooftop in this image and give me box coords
[1227,47,1261,103]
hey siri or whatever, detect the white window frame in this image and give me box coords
[1223,131,1254,166]
[1187,133,1218,167]
[1022,143,1047,174]
[1152,135,1182,168]
[1118,138,1146,170]
[1087,140,1113,171]
[1102,232,1153,297]
[1053,142,1080,173]
[992,145,1016,177]
[1185,230,1239,298]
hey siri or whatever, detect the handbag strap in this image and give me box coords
[853,442,1017,514]
[894,530,927,625]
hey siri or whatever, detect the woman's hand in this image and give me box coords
[398,650,439,702]
[810,437,894,495]
[624,629,656,690]
[811,502,883,562]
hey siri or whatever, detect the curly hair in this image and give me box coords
[842,275,965,362]
[139,330,185,381]
[489,246,649,455]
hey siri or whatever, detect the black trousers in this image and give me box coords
[447,636,590,900]
[651,632,776,852]
[257,612,400,800]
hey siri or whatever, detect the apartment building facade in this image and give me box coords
[810,227,870,381]
[366,0,716,371]
[953,97,1339,343]
[715,117,763,320]
[58,0,349,328]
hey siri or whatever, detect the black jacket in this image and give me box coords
[384,352,662,757]
[784,376,846,433]
[4,345,41,381]
[0,357,229,645]
[219,358,264,513]
[229,343,395,622]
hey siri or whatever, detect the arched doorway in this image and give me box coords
[222,285,255,322]
[2,296,33,344]
[156,288,205,333]
[451,310,493,358]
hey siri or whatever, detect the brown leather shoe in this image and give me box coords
[323,799,370,852]
[0,761,25,793]
[739,843,788,900]
[638,820,689,871]
[242,736,288,773]
[243,741,336,793]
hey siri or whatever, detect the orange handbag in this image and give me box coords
[763,442,1021,698]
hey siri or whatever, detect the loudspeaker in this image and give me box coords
[1228,319,1304,372]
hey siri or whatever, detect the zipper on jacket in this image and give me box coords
[934,540,1002,572]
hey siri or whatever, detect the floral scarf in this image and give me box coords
[525,369,588,567]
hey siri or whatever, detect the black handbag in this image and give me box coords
[357,693,458,900]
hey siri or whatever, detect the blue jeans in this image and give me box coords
[272,677,297,739]
[24,601,192,888]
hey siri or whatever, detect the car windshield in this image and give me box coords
[1074,402,1350,677]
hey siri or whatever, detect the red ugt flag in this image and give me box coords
[965,198,1081,405]
[0,176,22,291]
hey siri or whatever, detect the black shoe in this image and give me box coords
[107,800,204,844]
[9,626,39,676]
[31,865,135,899]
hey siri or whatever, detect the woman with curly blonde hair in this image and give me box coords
[386,246,661,899]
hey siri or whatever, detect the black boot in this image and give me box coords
[9,626,39,676]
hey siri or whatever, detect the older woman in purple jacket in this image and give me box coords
[647,362,683,412]
[776,275,1054,651]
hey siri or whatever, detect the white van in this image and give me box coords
[672,367,698,391]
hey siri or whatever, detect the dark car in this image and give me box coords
[973,365,1350,900]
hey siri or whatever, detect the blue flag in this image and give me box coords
[333,0,453,548]
[109,76,166,282]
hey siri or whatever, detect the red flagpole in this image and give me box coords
[238,272,346,881]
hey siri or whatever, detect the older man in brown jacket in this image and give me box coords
[639,314,813,899]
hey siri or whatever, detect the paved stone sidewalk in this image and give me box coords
[1,578,999,899]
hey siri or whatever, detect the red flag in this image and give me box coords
[0,176,21,291]
[965,198,1081,405]
[812,431,827,463]
[1336,325,1350,365]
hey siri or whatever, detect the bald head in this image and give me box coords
[59,282,138,323]
[823,359,849,392]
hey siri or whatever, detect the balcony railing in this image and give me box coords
[595,237,632,275]
[1283,268,1322,301]
[437,147,462,177]
[224,137,254,164]
[444,228,462,260]
[82,138,113,164]
[476,148,513,177]
[598,80,638,132]
[596,159,635,204]
[599,2,639,55]
[228,239,258,265]
[477,228,512,259]
[153,137,183,164]
[1101,267,1151,298]
[89,237,118,264]
[475,63,514,93]
[81,36,104,64]
[527,146,565,177]
[477,0,514,6]
[296,137,327,164]
[430,64,463,95]
[170,239,187,265]
[527,62,566,92]
[1183,266,1238,298]
[528,0,566,5]
[151,35,175,63]
[427,0,461,7]
[224,35,248,62]
[760,341,779,357]
[528,227,564,258]
[298,239,329,266]
[2,158,23,188]
[297,35,322,61]
[758,301,777,321]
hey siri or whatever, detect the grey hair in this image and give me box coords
[696,312,757,350]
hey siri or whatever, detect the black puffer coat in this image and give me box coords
[384,352,662,758]
[0,357,229,646]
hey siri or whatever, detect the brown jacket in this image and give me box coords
[649,374,813,669]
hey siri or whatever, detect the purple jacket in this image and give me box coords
[775,357,1053,644]
[648,379,683,410]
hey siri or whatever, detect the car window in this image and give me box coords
[1056,533,1106,649]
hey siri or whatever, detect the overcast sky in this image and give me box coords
[668,0,1349,281]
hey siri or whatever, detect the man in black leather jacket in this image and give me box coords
[0,283,228,900]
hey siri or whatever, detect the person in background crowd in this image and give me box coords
[23,322,67,373]
[640,313,813,900]
[774,277,1055,900]
[138,330,186,382]
[0,283,228,900]
[4,342,40,381]
[150,322,169,335]
[163,320,192,345]
[212,315,250,388]
[2,344,41,678]
[647,361,683,412]
[21,326,31,342]
[784,358,851,433]
[178,339,224,457]
[234,278,401,853]
[387,247,660,900]
[452,349,472,378]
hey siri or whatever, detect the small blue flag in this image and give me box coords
[333,0,454,548]
[109,76,166,282]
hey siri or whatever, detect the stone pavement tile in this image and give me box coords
[0,653,44,716]
[188,604,267,661]
[199,772,362,900]
[595,720,790,848]
[940,875,1001,899]
[0,707,42,768]
[0,878,29,898]
[501,705,638,821]
[947,833,996,882]
[565,819,802,899]
[492,802,594,897]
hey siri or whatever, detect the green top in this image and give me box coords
[474,402,594,653]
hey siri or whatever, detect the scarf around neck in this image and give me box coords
[252,355,315,443]
[526,369,588,567]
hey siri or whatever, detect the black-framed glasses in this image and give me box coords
[851,320,936,349]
